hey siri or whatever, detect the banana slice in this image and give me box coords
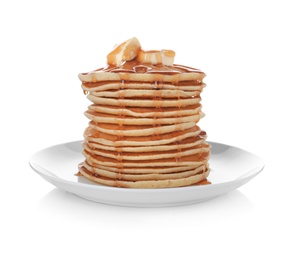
[161,50,175,66]
[136,49,175,66]
[106,37,175,66]
[107,37,141,66]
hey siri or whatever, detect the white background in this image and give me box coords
[1,0,295,259]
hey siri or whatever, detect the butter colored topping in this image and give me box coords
[106,37,175,66]
[136,49,175,66]
[107,37,141,66]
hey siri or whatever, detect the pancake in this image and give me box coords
[86,135,206,153]
[88,121,199,137]
[96,164,197,174]
[77,37,210,188]
[79,164,210,188]
[83,142,210,161]
[83,161,208,181]
[87,95,201,107]
[89,89,201,98]
[88,104,202,118]
[82,82,206,92]
[83,149,209,167]
[78,63,206,83]
[84,125,203,146]
[84,110,203,125]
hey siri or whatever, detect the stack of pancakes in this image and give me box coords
[78,39,210,188]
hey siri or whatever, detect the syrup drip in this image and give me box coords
[175,83,182,163]
[175,142,182,163]
[116,79,126,171]
[196,179,211,186]
[120,79,125,90]
[75,163,84,176]
[175,157,181,163]
[116,135,124,141]
[116,158,124,175]
[91,165,99,178]
[152,81,164,137]
[118,79,126,128]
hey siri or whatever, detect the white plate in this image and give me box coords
[29,141,264,207]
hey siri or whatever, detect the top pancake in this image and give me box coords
[79,61,206,83]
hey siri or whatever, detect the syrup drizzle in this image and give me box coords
[175,78,182,163]
[87,61,205,75]
[116,79,126,171]
[152,81,164,138]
